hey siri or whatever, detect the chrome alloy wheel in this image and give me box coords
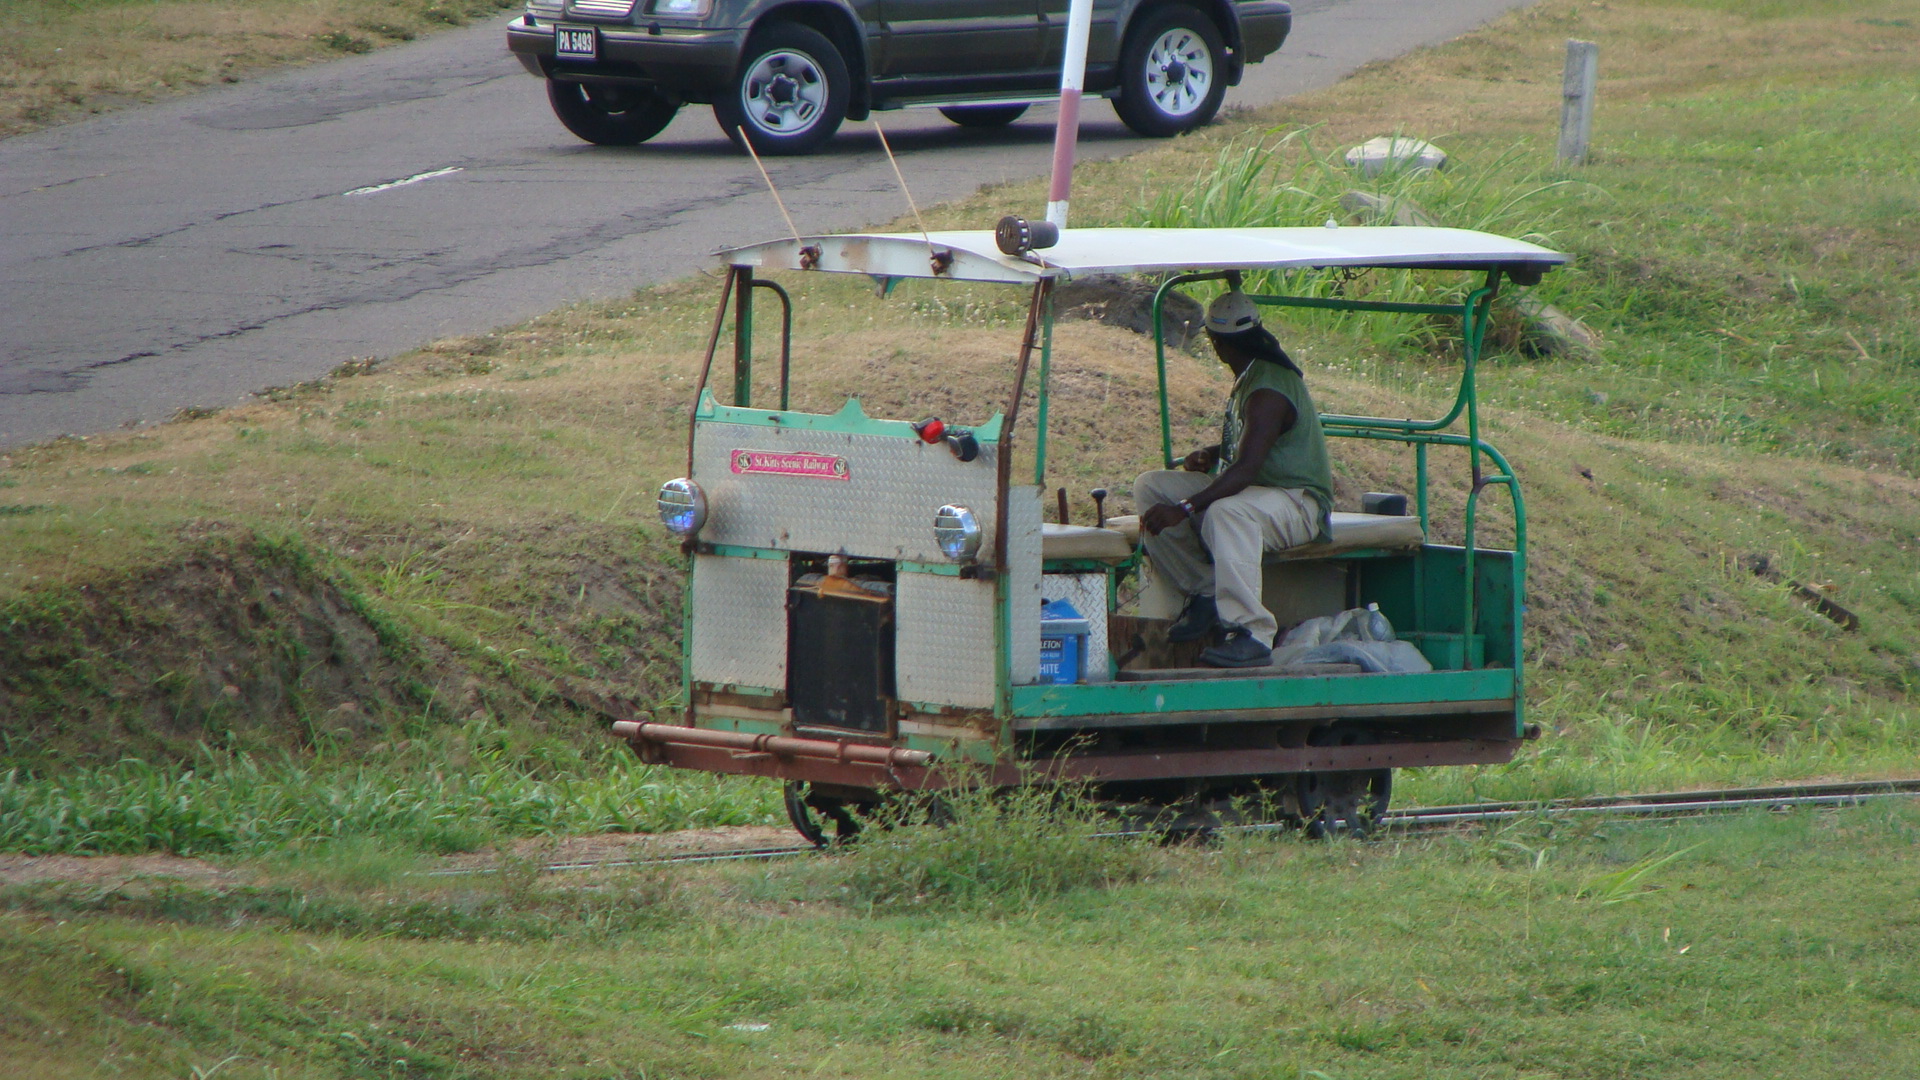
[739,48,828,137]
[1143,27,1215,118]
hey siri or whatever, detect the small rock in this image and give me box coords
[1585,390,1609,405]
[222,684,242,699]
[1344,137,1448,178]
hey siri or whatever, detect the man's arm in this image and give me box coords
[1142,388,1296,535]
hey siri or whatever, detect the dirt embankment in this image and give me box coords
[0,529,444,762]
[1,514,690,766]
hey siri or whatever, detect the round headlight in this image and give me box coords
[934,504,981,562]
[657,478,708,536]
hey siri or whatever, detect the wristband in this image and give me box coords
[1176,499,1197,519]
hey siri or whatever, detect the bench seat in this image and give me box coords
[1040,511,1424,564]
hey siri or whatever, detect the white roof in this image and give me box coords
[718,226,1567,284]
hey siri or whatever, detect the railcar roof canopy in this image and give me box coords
[717,226,1568,285]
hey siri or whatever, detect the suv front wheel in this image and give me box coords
[715,23,851,156]
[1114,4,1227,138]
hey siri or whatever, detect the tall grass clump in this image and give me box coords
[835,783,1160,910]
[0,727,780,856]
[1137,128,1583,350]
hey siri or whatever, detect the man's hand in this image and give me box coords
[1181,446,1220,473]
[1140,502,1191,536]
[1147,391,1299,534]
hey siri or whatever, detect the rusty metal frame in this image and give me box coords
[618,722,1519,791]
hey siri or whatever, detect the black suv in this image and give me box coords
[506,0,1291,154]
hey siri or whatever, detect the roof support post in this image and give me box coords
[750,279,794,411]
[996,278,1054,574]
[732,266,755,407]
[684,268,739,475]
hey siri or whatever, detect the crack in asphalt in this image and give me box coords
[45,166,787,384]
[0,171,114,201]
[35,156,496,261]
[45,190,343,259]
[185,71,518,131]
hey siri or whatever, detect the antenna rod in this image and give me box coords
[1044,0,1094,229]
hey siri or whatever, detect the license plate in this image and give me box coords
[555,24,597,61]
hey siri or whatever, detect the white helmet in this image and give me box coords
[1205,291,1261,334]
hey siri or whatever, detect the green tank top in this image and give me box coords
[1219,359,1334,541]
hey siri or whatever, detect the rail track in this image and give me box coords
[429,779,1920,876]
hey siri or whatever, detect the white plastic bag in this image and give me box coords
[1279,603,1397,647]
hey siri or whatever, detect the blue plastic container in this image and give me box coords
[1039,598,1090,685]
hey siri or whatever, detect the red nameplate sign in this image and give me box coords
[729,449,850,480]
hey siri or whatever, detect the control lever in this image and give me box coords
[1056,487,1070,526]
[1090,488,1108,529]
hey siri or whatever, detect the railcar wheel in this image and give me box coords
[783,782,865,847]
[546,80,680,146]
[1295,769,1392,838]
[1293,724,1392,838]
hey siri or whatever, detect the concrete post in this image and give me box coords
[1558,39,1599,165]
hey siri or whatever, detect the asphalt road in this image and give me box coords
[0,0,1540,448]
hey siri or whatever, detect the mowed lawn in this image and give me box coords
[5,803,1918,1080]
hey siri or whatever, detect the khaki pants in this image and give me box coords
[1132,470,1321,646]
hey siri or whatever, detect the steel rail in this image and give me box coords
[1390,778,1920,822]
[428,780,1920,876]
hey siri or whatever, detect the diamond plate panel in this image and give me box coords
[1009,487,1042,685]
[1042,572,1111,682]
[690,554,788,691]
[896,573,997,709]
[693,422,1001,564]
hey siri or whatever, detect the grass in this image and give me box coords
[0,0,519,137]
[0,722,780,857]
[3,800,1917,1078]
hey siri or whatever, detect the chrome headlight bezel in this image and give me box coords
[657,478,708,536]
[934,504,982,563]
[648,0,713,16]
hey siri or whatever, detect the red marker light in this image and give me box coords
[912,417,946,444]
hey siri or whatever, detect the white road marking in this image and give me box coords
[342,167,464,197]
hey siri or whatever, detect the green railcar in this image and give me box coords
[614,223,1568,840]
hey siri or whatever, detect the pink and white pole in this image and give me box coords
[1044,0,1095,229]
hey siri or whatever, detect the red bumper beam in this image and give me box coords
[612,721,934,770]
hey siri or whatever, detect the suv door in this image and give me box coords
[876,0,1045,78]
[1039,0,1126,70]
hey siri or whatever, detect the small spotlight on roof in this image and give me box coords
[995,215,1059,256]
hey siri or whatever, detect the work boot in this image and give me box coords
[1167,593,1220,643]
[1201,625,1274,668]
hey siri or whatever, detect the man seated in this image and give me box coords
[1135,291,1334,668]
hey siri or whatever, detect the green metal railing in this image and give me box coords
[1137,270,1524,684]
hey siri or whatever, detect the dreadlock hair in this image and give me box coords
[1207,324,1302,374]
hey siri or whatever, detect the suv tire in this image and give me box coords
[1113,4,1226,138]
[715,22,850,156]
[938,104,1029,128]
[546,80,681,146]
